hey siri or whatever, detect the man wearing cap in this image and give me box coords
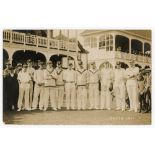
[87,62,100,109]
[113,61,126,111]
[63,62,76,110]
[76,61,88,110]
[17,64,31,111]
[44,60,57,111]
[125,59,139,112]
[100,62,114,110]
[4,61,11,76]
[55,61,65,110]
[27,59,35,108]
[32,61,45,110]
[14,63,22,75]
[5,67,19,111]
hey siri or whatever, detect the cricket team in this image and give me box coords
[3,59,151,113]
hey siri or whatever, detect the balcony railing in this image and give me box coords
[3,30,77,51]
[115,51,151,64]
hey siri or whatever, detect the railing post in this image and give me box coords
[10,30,12,43]
[36,36,38,47]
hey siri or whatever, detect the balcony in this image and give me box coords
[3,30,77,51]
[115,51,151,64]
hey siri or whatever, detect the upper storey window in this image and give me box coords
[84,37,97,48]
[99,34,113,51]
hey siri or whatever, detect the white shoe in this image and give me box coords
[128,109,133,112]
[53,108,57,111]
[26,108,31,111]
[107,108,111,110]
[17,109,21,112]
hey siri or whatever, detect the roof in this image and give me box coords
[81,30,151,40]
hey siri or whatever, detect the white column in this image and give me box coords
[113,33,115,51]
[47,30,50,49]
[10,30,12,43]
[129,38,131,59]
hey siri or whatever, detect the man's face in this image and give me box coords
[117,64,121,69]
[48,63,53,68]
[18,66,22,70]
[28,62,32,67]
[58,64,62,68]
[10,69,14,74]
[69,65,72,70]
[91,64,96,69]
[6,64,11,69]
[39,64,43,69]
[79,64,83,69]
[23,67,27,72]
[129,62,134,67]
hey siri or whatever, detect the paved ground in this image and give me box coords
[3,109,151,125]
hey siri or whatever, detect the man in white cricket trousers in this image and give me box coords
[87,62,100,109]
[17,64,31,111]
[125,59,139,112]
[43,61,58,111]
[63,63,76,110]
[32,61,45,110]
[113,61,126,111]
[55,61,64,110]
[27,59,35,109]
[76,61,88,110]
[100,62,113,110]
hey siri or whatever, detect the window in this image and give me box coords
[99,34,113,51]
[115,35,129,53]
[131,39,142,55]
[84,37,97,48]
[84,37,91,47]
[91,37,97,48]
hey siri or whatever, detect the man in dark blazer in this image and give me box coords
[6,67,19,111]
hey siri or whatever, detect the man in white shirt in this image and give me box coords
[44,60,57,111]
[113,61,126,111]
[87,62,100,109]
[76,61,88,110]
[27,59,35,108]
[55,61,65,110]
[32,61,45,110]
[17,64,31,111]
[63,63,76,110]
[100,62,113,110]
[125,59,139,112]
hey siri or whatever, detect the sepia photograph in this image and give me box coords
[3,29,151,125]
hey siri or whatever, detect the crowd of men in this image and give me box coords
[3,58,151,113]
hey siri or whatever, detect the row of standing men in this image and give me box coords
[3,59,151,113]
